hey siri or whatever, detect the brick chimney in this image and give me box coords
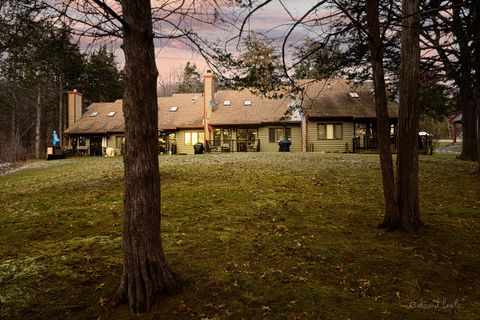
[203,70,215,143]
[67,90,82,128]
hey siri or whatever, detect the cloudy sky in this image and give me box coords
[107,0,324,78]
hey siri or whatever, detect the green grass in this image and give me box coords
[0,153,479,320]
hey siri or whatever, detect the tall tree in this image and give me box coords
[238,0,425,231]
[396,0,423,230]
[81,46,122,106]
[364,0,400,229]
[175,62,202,93]
[42,0,225,312]
[292,37,343,79]
[113,0,180,311]
[422,0,478,161]
[237,34,283,93]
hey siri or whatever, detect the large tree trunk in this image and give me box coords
[365,0,400,228]
[451,0,478,161]
[459,85,478,161]
[474,0,480,171]
[396,0,423,231]
[114,0,180,313]
[58,78,63,147]
[35,88,41,159]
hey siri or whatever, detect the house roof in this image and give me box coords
[299,79,399,119]
[64,100,124,135]
[65,93,205,135]
[65,78,398,135]
[209,89,291,125]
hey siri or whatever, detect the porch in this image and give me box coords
[206,139,260,153]
[352,136,397,152]
[352,119,398,153]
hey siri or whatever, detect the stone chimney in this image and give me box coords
[67,90,82,128]
[203,70,215,143]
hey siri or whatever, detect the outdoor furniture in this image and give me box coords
[221,141,231,152]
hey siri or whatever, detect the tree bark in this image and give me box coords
[396,0,423,231]
[114,0,180,313]
[35,87,41,159]
[451,0,478,161]
[365,0,400,228]
[474,0,480,171]
[58,78,63,147]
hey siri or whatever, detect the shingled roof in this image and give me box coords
[64,100,124,135]
[65,94,205,135]
[65,78,397,135]
[299,79,399,119]
[210,89,292,125]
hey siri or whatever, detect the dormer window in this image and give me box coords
[90,112,99,117]
[349,92,359,98]
[170,106,178,112]
[223,100,231,106]
[107,111,116,117]
[244,100,252,106]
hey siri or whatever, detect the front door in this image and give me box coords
[90,136,103,156]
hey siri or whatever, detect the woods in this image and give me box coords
[0,1,122,161]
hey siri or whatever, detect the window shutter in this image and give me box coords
[317,124,325,140]
[269,128,276,143]
[335,124,343,140]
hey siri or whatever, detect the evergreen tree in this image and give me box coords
[293,38,343,79]
[237,34,283,93]
[175,62,202,93]
[81,46,123,105]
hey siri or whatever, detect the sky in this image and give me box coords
[103,1,322,79]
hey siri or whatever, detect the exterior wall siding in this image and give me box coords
[176,129,204,155]
[258,125,302,152]
[307,121,355,152]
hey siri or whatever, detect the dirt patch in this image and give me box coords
[0,160,61,177]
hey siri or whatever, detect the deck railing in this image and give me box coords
[206,139,260,153]
[353,136,397,152]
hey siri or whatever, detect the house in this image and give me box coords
[64,72,398,155]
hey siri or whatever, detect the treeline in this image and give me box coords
[0,2,122,162]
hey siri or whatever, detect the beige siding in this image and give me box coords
[258,125,302,152]
[307,121,355,152]
[176,129,204,154]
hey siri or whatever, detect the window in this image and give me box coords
[79,136,86,146]
[244,100,252,106]
[213,128,221,146]
[222,128,232,141]
[90,112,99,117]
[318,124,343,140]
[349,92,360,98]
[184,132,205,146]
[107,111,116,117]
[170,106,178,112]
[269,127,291,143]
[223,100,231,106]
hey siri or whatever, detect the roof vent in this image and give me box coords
[90,112,99,117]
[223,100,231,106]
[210,100,219,110]
[244,100,252,106]
[107,111,116,117]
[170,106,178,112]
[349,92,360,98]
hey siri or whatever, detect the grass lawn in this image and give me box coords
[0,153,479,320]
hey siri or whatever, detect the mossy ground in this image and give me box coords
[0,153,479,320]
